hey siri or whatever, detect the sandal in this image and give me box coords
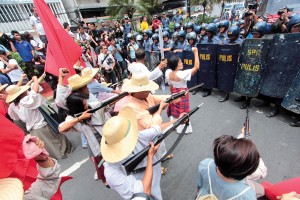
[161,167,168,175]
[166,154,174,160]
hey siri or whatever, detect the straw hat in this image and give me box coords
[0,178,24,200]
[0,83,8,92]
[5,85,30,103]
[68,74,92,91]
[101,82,112,87]
[81,67,99,79]
[101,106,138,163]
[122,73,158,93]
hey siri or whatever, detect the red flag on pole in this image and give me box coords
[33,0,82,80]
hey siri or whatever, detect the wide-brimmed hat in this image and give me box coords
[0,178,23,199]
[22,135,49,159]
[0,83,8,92]
[68,74,92,91]
[101,106,138,163]
[5,85,30,103]
[101,82,112,87]
[81,67,99,79]
[122,72,158,93]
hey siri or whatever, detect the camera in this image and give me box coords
[244,10,253,17]
[106,57,114,65]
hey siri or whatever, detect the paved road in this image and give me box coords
[60,89,300,200]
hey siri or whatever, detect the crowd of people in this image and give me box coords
[0,2,300,200]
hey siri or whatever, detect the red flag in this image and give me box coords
[34,0,82,80]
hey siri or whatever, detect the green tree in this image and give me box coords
[106,0,148,21]
[139,0,163,15]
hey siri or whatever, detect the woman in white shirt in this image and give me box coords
[6,75,74,160]
[165,47,199,133]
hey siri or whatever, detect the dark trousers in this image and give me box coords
[104,70,117,84]
[24,61,35,79]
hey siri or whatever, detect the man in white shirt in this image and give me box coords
[29,6,47,45]
[128,48,166,81]
[0,50,23,84]
[63,22,75,38]
[98,45,117,83]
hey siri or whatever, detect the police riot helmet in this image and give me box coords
[194,25,201,34]
[152,33,159,41]
[227,26,241,37]
[162,31,169,38]
[136,34,143,41]
[143,30,153,37]
[218,20,230,30]
[215,22,221,28]
[172,31,179,39]
[163,27,170,32]
[252,21,267,36]
[186,31,197,40]
[265,23,272,34]
[127,33,134,39]
[133,32,139,38]
[174,23,181,31]
[232,21,241,27]
[179,30,186,38]
[213,19,219,24]
[205,23,218,35]
[200,23,207,31]
[287,14,300,33]
[185,22,194,30]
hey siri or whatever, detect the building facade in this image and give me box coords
[0,0,69,33]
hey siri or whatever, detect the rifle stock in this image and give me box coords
[147,83,204,115]
[123,103,203,175]
[74,92,128,117]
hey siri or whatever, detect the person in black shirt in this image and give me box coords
[88,23,101,49]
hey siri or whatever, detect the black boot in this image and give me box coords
[202,91,211,97]
[255,101,270,107]
[218,93,229,102]
[240,98,251,109]
[192,90,198,95]
[234,96,246,102]
[266,106,279,118]
[290,120,300,127]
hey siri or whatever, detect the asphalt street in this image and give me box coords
[60,88,300,200]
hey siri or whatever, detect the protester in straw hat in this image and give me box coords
[102,106,187,200]
[6,75,74,160]
[0,178,24,199]
[59,92,108,184]
[114,72,174,175]
[81,67,120,98]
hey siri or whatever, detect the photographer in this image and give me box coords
[272,7,290,33]
[108,36,127,78]
[9,30,35,79]
[244,2,259,38]
[98,45,117,84]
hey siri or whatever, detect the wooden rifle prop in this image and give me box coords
[122,103,203,175]
[108,79,124,88]
[147,83,204,115]
[74,92,128,117]
[244,106,250,139]
[158,25,164,60]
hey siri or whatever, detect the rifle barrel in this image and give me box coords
[123,103,203,175]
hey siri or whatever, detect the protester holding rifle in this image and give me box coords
[102,106,188,200]
[165,47,200,133]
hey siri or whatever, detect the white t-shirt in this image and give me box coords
[165,69,192,88]
[98,53,115,69]
[0,59,23,83]
[29,15,45,35]
[77,32,90,41]
[30,40,45,56]
[128,62,162,81]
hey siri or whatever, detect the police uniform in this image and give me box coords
[163,40,172,49]
[224,37,243,45]
[216,33,229,44]
[200,37,221,44]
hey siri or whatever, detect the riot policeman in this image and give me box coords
[151,34,160,52]
[217,20,230,43]
[177,30,187,50]
[218,26,243,102]
[174,23,181,32]
[198,24,208,44]
[186,32,197,48]
[287,14,300,127]
[143,30,153,69]
[225,26,243,44]
[162,31,172,52]
[252,21,268,38]
[200,23,221,45]
[171,32,180,51]
[185,22,194,33]
[136,34,143,48]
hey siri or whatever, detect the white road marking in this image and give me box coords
[60,157,89,177]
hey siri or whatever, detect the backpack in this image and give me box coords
[196,160,250,200]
